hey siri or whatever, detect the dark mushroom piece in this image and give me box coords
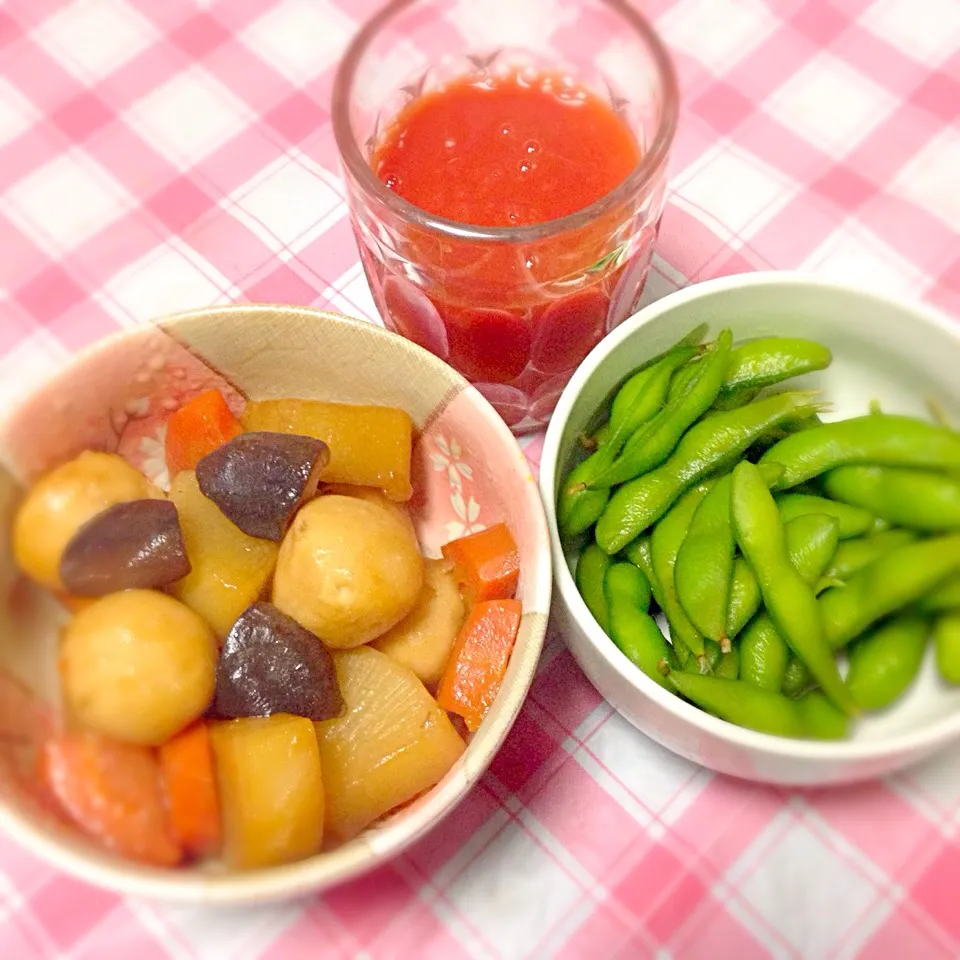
[196,432,329,542]
[59,499,191,596]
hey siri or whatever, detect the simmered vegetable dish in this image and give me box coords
[561,326,960,740]
[12,390,523,869]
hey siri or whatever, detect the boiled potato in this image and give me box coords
[373,559,465,689]
[169,471,279,638]
[210,714,324,869]
[316,647,465,844]
[273,495,423,648]
[61,590,216,746]
[13,452,162,591]
[242,399,413,501]
[322,484,416,540]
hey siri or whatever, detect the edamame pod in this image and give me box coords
[558,457,611,539]
[918,572,960,614]
[821,529,917,584]
[604,563,676,688]
[714,645,740,680]
[781,657,815,699]
[759,414,960,490]
[823,465,960,531]
[650,482,715,663]
[668,336,832,406]
[845,615,928,710]
[740,616,791,692]
[665,671,847,739]
[625,535,690,667]
[575,543,613,633]
[821,534,960,650]
[934,613,960,684]
[731,461,855,714]
[609,346,698,442]
[591,331,733,489]
[775,493,875,539]
[727,514,840,639]
[558,343,702,537]
[676,462,784,643]
[687,638,722,675]
[596,391,827,554]
[675,473,737,643]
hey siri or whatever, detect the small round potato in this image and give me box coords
[61,590,216,746]
[273,495,424,649]
[14,452,162,591]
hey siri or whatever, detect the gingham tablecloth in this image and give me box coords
[1,1,959,957]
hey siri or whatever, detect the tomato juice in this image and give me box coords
[360,68,658,430]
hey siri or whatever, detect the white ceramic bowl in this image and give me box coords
[0,305,551,902]
[540,272,960,786]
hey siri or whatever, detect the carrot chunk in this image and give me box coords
[41,731,182,867]
[159,723,222,858]
[441,523,520,604]
[165,390,242,479]
[436,599,523,731]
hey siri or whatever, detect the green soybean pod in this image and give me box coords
[676,462,785,644]
[674,473,736,643]
[821,529,917,583]
[666,671,849,739]
[727,514,841,639]
[918,573,960,614]
[821,534,960,651]
[625,535,690,668]
[823,465,960,531]
[604,563,676,689]
[796,692,848,740]
[714,645,740,680]
[609,346,698,442]
[719,337,832,398]
[558,343,701,537]
[686,638,721,675]
[668,336,832,406]
[596,390,826,554]
[934,613,960,684]
[575,543,613,633]
[759,414,960,490]
[558,457,611,539]
[781,657,815,699]
[591,331,733,489]
[740,615,791,692]
[845,615,928,711]
[650,481,715,663]
[731,461,855,714]
[775,493,876,539]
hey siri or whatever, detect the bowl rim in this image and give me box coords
[540,270,960,765]
[0,303,553,903]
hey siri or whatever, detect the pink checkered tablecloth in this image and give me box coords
[1,0,959,957]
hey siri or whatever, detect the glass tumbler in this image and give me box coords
[332,0,678,434]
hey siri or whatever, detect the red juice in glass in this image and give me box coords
[333,0,678,433]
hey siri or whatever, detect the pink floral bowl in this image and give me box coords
[0,304,551,904]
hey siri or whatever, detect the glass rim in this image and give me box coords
[331,0,680,244]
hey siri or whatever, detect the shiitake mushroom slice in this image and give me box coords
[59,499,191,596]
[196,432,329,542]
[215,603,343,722]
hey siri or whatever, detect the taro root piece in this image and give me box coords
[59,499,191,596]
[196,432,329,542]
[215,602,344,722]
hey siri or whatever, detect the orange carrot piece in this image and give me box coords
[165,390,242,479]
[436,599,523,732]
[41,731,182,867]
[159,723,222,858]
[441,523,520,604]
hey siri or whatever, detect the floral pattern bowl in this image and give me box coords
[0,304,552,903]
